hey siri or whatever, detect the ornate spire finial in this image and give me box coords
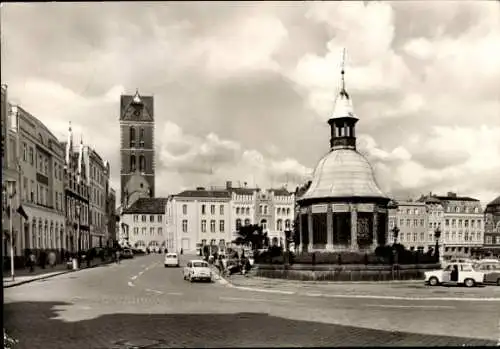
[69,121,72,132]
[133,88,142,104]
[340,48,346,91]
[80,134,83,144]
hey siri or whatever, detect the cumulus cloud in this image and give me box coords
[2,1,499,206]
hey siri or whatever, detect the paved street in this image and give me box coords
[4,254,500,348]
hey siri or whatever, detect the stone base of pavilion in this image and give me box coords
[253,262,441,282]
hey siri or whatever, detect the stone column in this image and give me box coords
[298,211,302,252]
[307,209,314,252]
[326,204,333,250]
[350,206,358,250]
[372,211,379,250]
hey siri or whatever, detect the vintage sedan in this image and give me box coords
[424,263,484,287]
[474,261,500,286]
[183,260,212,282]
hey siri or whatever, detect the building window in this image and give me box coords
[142,227,146,235]
[236,219,242,231]
[201,205,206,215]
[210,205,215,215]
[236,207,240,215]
[244,218,250,226]
[420,219,424,226]
[139,155,145,173]
[183,204,187,215]
[23,142,27,161]
[142,215,146,222]
[277,208,281,215]
[130,127,136,147]
[201,220,207,233]
[157,215,162,223]
[139,128,145,147]
[130,155,136,172]
[158,227,162,235]
[210,220,216,232]
[29,147,34,165]
[134,227,139,235]
[400,219,404,227]
[150,215,154,222]
[150,227,154,235]
[182,220,188,233]
[261,219,267,231]
[285,219,291,229]
[259,205,263,214]
[414,219,418,227]
[277,219,283,231]
[264,206,268,215]
[220,205,224,215]
[246,207,250,215]
[219,220,225,232]
[486,236,492,244]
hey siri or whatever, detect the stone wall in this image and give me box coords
[254,263,441,282]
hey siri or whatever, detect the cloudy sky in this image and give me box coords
[2,1,499,207]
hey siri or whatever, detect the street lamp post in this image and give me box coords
[434,224,442,262]
[392,225,400,245]
[6,180,17,282]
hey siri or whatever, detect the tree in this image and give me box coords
[232,224,268,250]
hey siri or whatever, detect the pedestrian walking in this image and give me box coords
[115,249,121,264]
[48,251,56,268]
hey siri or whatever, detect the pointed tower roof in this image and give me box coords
[332,48,357,120]
[132,88,143,104]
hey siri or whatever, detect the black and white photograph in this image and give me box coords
[1,1,500,348]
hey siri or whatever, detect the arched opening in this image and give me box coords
[236,218,242,231]
[139,155,145,173]
[129,127,136,148]
[139,128,145,147]
[130,155,136,172]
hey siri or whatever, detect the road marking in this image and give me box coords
[364,304,456,310]
[220,296,291,303]
[234,286,295,295]
[145,288,163,295]
[167,292,183,296]
[127,281,135,287]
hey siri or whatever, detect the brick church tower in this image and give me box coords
[120,89,155,208]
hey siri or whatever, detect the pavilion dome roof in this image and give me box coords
[299,149,388,201]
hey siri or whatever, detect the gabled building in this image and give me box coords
[484,195,500,257]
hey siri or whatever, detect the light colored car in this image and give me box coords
[474,261,500,286]
[183,260,212,282]
[425,263,484,287]
[164,253,179,267]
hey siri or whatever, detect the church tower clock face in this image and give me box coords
[119,90,155,207]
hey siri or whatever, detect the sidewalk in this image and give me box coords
[3,259,114,288]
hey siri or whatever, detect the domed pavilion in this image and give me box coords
[297,50,390,253]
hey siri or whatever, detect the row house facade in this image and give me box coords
[167,188,232,253]
[14,104,66,255]
[388,201,429,252]
[121,198,168,251]
[62,129,90,253]
[88,148,110,247]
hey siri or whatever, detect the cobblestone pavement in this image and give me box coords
[225,274,500,299]
[4,254,499,348]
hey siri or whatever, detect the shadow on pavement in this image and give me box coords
[4,301,496,348]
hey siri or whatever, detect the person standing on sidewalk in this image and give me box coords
[28,252,36,273]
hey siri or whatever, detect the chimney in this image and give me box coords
[447,192,457,198]
[226,181,232,189]
[196,187,205,191]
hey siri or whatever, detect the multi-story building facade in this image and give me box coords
[484,196,500,257]
[391,201,429,252]
[121,198,168,252]
[268,188,295,246]
[14,105,66,256]
[437,192,484,260]
[120,90,155,208]
[62,126,90,253]
[167,188,231,253]
[87,148,109,248]
[228,182,256,240]
[106,188,117,245]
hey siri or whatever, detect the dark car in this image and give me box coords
[121,249,134,259]
[474,261,500,285]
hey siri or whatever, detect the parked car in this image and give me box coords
[425,263,484,287]
[121,249,134,259]
[474,261,500,286]
[183,260,212,282]
[164,253,180,268]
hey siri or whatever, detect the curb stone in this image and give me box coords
[3,260,114,288]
